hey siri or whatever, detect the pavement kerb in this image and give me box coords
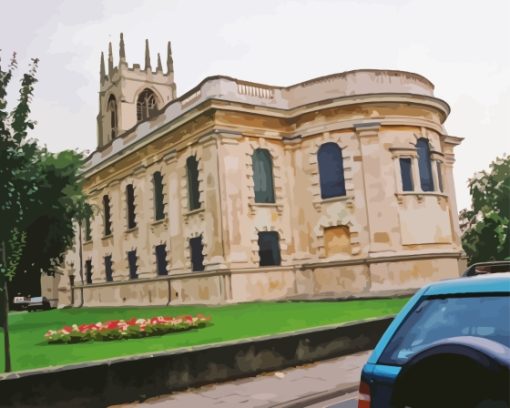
[270,383,359,408]
[0,317,392,407]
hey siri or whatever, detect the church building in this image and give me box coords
[58,34,464,306]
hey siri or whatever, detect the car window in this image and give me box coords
[378,295,510,366]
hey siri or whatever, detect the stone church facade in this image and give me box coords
[58,35,464,307]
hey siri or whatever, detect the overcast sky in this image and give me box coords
[2,0,509,211]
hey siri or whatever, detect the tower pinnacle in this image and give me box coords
[108,42,114,77]
[156,53,163,72]
[144,39,151,71]
[166,41,174,74]
[119,33,127,66]
[100,51,106,84]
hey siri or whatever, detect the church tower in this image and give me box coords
[97,34,177,148]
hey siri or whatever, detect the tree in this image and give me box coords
[0,53,89,372]
[0,53,40,373]
[460,154,510,264]
[8,150,92,307]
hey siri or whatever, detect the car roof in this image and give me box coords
[423,273,510,296]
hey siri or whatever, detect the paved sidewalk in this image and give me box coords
[115,350,369,408]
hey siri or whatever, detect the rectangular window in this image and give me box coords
[126,184,137,229]
[85,259,93,284]
[84,216,92,241]
[187,156,201,210]
[399,158,414,192]
[153,172,165,221]
[437,161,444,192]
[103,195,112,236]
[104,255,113,282]
[127,250,138,279]
[258,231,281,266]
[155,244,168,276]
[190,236,204,271]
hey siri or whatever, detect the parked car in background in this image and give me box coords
[12,295,52,312]
[358,261,510,408]
[12,295,31,311]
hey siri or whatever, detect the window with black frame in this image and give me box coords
[85,259,93,284]
[252,148,275,203]
[186,156,200,210]
[189,236,204,271]
[257,231,281,266]
[84,215,92,241]
[153,171,165,221]
[399,157,414,192]
[127,250,138,279]
[102,195,112,236]
[155,244,168,275]
[104,255,113,282]
[317,142,346,199]
[126,184,137,229]
[416,138,434,192]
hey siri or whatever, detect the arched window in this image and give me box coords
[136,88,157,121]
[186,156,200,210]
[318,143,346,199]
[252,148,275,203]
[416,138,434,192]
[107,95,117,139]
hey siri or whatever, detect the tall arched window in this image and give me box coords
[186,156,200,210]
[107,95,117,139]
[318,143,346,199]
[136,88,157,121]
[252,148,275,203]
[416,138,434,192]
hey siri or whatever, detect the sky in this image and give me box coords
[1,0,509,211]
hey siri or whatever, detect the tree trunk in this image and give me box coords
[1,241,12,372]
[78,221,84,307]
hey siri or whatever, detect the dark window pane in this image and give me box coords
[103,195,112,236]
[104,255,113,282]
[258,231,281,266]
[155,244,168,276]
[153,172,165,220]
[186,156,201,210]
[417,138,434,192]
[252,149,275,203]
[318,143,346,199]
[437,161,444,192]
[84,216,92,241]
[126,184,137,229]
[128,250,138,279]
[190,236,204,271]
[399,158,414,191]
[85,260,93,284]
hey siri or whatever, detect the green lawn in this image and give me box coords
[0,298,409,373]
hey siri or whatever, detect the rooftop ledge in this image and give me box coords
[83,69,445,176]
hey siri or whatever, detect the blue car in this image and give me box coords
[358,262,510,408]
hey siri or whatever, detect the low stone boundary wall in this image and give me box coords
[0,317,393,407]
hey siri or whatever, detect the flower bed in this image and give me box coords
[44,314,210,344]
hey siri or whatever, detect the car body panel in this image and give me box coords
[361,273,510,407]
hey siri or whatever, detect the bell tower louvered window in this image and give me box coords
[136,89,157,121]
